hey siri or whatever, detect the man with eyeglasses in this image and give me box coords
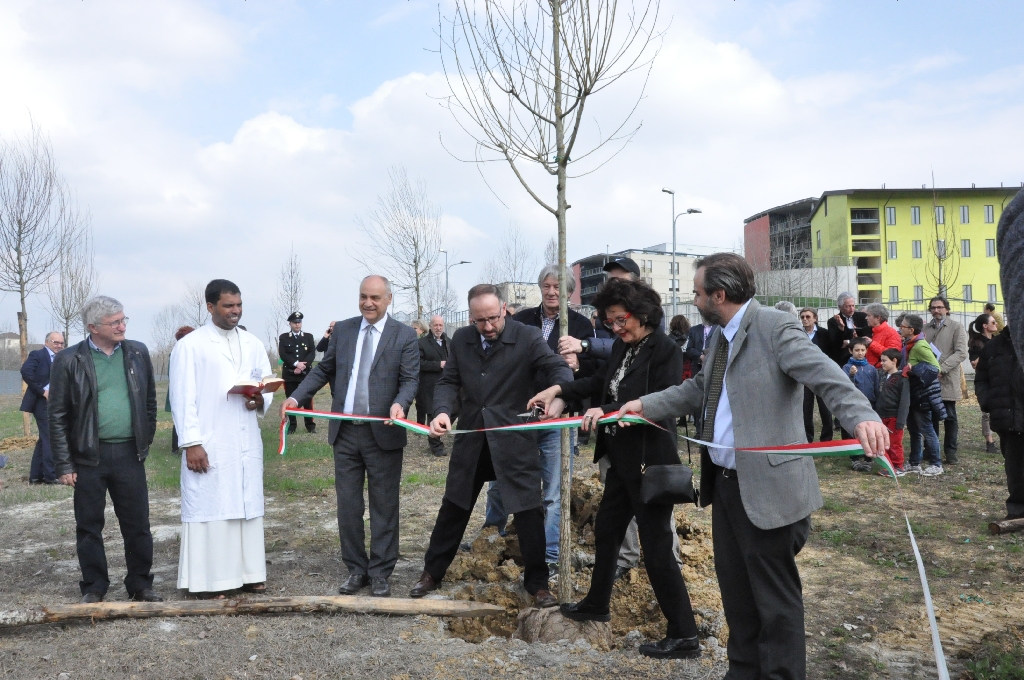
[409,284,573,608]
[49,296,161,604]
[923,296,969,465]
[21,331,65,485]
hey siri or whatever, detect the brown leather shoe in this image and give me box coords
[409,572,437,598]
[533,589,557,608]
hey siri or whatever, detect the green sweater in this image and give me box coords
[908,338,940,369]
[92,345,134,442]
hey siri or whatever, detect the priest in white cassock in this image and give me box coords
[169,279,274,598]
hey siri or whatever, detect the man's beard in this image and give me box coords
[697,298,724,326]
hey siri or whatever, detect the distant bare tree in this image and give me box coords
[543,237,558,266]
[175,281,210,329]
[271,247,304,328]
[46,204,97,343]
[482,224,539,305]
[0,119,72,433]
[356,166,442,319]
[150,304,187,378]
[422,270,458,317]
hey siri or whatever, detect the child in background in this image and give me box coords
[875,348,909,476]
[846,336,880,472]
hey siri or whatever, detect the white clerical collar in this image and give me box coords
[359,314,388,334]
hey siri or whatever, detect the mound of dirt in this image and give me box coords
[0,436,37,453]
[444,472,726,647]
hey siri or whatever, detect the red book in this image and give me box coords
[227,377,285,398]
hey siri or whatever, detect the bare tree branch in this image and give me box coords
[46,201,97,343]
[482,224,540,306]
[355,166,443,319]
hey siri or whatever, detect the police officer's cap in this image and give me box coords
[288,312,304,322]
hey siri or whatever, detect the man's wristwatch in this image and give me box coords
[580,338,591,354]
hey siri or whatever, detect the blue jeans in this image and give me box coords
[907,409,942,468]
[483,429,574,562]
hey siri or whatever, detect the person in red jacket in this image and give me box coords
[864,303,902,368]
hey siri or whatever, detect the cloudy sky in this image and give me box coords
[1,0,1022,347]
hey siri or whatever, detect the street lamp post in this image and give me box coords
[660,188,701,317]
[439,250,470,307]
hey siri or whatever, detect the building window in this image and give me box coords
[936,239,946,258]
[985,205,995,223]
[960,205,969,224]
[911,206,921,225]
[988,284,998,302]
[889,286,899,303]
[935,206,945,224]
[986,239,996,257]
[824,197,828,217]
[912,240,922,258]
[887,241,897,259]
[961,239,971,258]
[963,285,973,302]
[886,206,896,225]
[816,230,821,250]
[913,285,924,302]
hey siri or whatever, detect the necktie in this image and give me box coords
[701,333,730,443]
[353,326,374,415]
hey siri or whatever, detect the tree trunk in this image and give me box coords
[550,0,573,604]
[18,301,30,436]
[0,595,506,628]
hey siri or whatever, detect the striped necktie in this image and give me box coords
[701,333,729,443]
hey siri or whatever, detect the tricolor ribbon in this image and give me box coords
[278,407,948,677]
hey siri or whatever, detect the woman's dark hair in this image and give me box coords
[669,314,691,336]
[205,279,241,305]
[693,252,756,303]
[969,313,994,348]
[174,326,195,341]
[591,278,664,329]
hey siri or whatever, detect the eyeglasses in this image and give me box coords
[49,341,65,346]
[608,313,633,329]
[471,314,502,327]
[899,325,912,330]
[98,317,128,328]
[928,306,946,311]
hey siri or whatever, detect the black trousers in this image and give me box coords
[586,465,698,639]
[415,393,444,454]
[423,444,548,594]
[29,400,56,482]
[284,381,315,431]
[936,400,959,460]
[74,441,154,597]
[802,387,833,443]
[998,431,1024,519]
[712,468,810,680]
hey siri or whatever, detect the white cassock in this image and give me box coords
[169,322,274,592]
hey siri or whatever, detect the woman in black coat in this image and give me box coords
[975,328,1024,520]
[529,278,700,660]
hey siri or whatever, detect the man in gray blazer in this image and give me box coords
[620,253,888,679]
[282,275,419,597]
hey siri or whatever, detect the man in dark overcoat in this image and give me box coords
[417,315,450,456]
[279,311,317,434]
[21,331,65,484]
[409,284,572,608]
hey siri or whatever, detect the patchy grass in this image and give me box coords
[403,472,446,487]
[963,642,1024,679]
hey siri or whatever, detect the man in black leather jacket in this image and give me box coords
[49,295,160,604]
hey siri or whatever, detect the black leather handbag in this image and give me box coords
[641,462,698,506]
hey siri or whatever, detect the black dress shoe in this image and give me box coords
[534,589,557,608]
[559,600,610,622]
[638,636,701,660]
[458,542,473,553]
[409,572,437,598]
[613,566,631,582]
[130,588,164,602]
[42,478,61,485]
[338,574,370,595]
[306,424,317,434]
[80,592,104,604]
[370,577,390,597]
[287,423,297,435]
[29,478,43,485]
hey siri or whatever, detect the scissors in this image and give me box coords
[517,405,545,421]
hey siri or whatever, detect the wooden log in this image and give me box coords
[0,595,505,629]
[988,517,1024,535]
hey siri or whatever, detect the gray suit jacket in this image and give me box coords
[290,315,419,451]
[641,300,879,530]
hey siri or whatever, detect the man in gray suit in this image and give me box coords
[282,275,419,597]
[620,253,888,679]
